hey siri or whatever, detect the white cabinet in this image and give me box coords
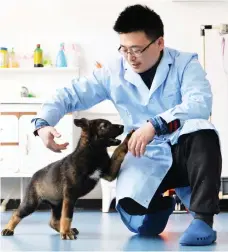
[0,112,74,176]
[18,114,73,175]
[0,115,18,142]
[0,114,20,176]
[0,146,20,174]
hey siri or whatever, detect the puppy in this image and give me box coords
[1,118,133,240]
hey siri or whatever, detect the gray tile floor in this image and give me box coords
[1,210,228,251]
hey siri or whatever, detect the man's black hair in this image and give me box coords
[113,4,164,40]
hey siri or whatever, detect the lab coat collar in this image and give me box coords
[123,47,173,103]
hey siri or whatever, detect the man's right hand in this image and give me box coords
[37,126,69,153]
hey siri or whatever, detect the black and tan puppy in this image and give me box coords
[1,118,133,240]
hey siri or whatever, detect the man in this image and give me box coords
[32,4,222,246]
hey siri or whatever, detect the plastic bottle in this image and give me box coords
[67,43,80,68]
[0,47,8,68]
[34,44,43,67]
[56,43,67,67]
[8,48,19,68]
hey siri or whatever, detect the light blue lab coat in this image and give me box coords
[34,47,217,210]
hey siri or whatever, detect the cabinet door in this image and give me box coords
[0,146,20,176]
[0,115,18,142]
[18,115,73,175]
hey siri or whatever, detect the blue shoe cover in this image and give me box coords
[138,199,175,236]
[116,198,175,236]
[179,219,216,246]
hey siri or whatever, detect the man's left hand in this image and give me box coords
[128,122,156,157]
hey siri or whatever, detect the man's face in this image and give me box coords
[119,31,164,73]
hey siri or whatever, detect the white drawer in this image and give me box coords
[0,115,18,142]
[0,146,20,175]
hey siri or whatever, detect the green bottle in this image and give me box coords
[34,44,43,67]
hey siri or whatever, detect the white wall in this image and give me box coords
[1,0,228,199]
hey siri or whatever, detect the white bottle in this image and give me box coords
[67,43,80,68]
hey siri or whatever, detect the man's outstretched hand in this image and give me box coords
[37,126,69,153]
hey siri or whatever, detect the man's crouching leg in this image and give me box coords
[116,196,175,236]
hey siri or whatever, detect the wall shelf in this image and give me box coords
[0,67,79,74]
[0,98,45,104]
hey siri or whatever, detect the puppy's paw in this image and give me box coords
[128,129,135,137]
[71,228,79,235]
[60,229,77,240]
[123,129,135,144]
[1,229,14,236]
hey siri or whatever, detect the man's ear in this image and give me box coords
[74,118,89,128]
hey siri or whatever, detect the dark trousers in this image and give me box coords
[119,129,222,215]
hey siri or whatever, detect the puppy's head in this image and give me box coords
[74,118,124,141]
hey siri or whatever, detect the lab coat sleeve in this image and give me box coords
[157,57,212,124]
[33,67,110,127]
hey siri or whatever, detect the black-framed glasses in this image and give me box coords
[118,38,157,58]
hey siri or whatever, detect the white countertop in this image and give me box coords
[0,98,45,104]
[0,98,119,115]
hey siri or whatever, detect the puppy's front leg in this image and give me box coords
[103,130,134,181]
[60,198,77,240]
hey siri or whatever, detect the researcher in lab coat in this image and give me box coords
[32,4,222,246]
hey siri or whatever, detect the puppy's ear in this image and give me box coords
[74,118,89,128]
